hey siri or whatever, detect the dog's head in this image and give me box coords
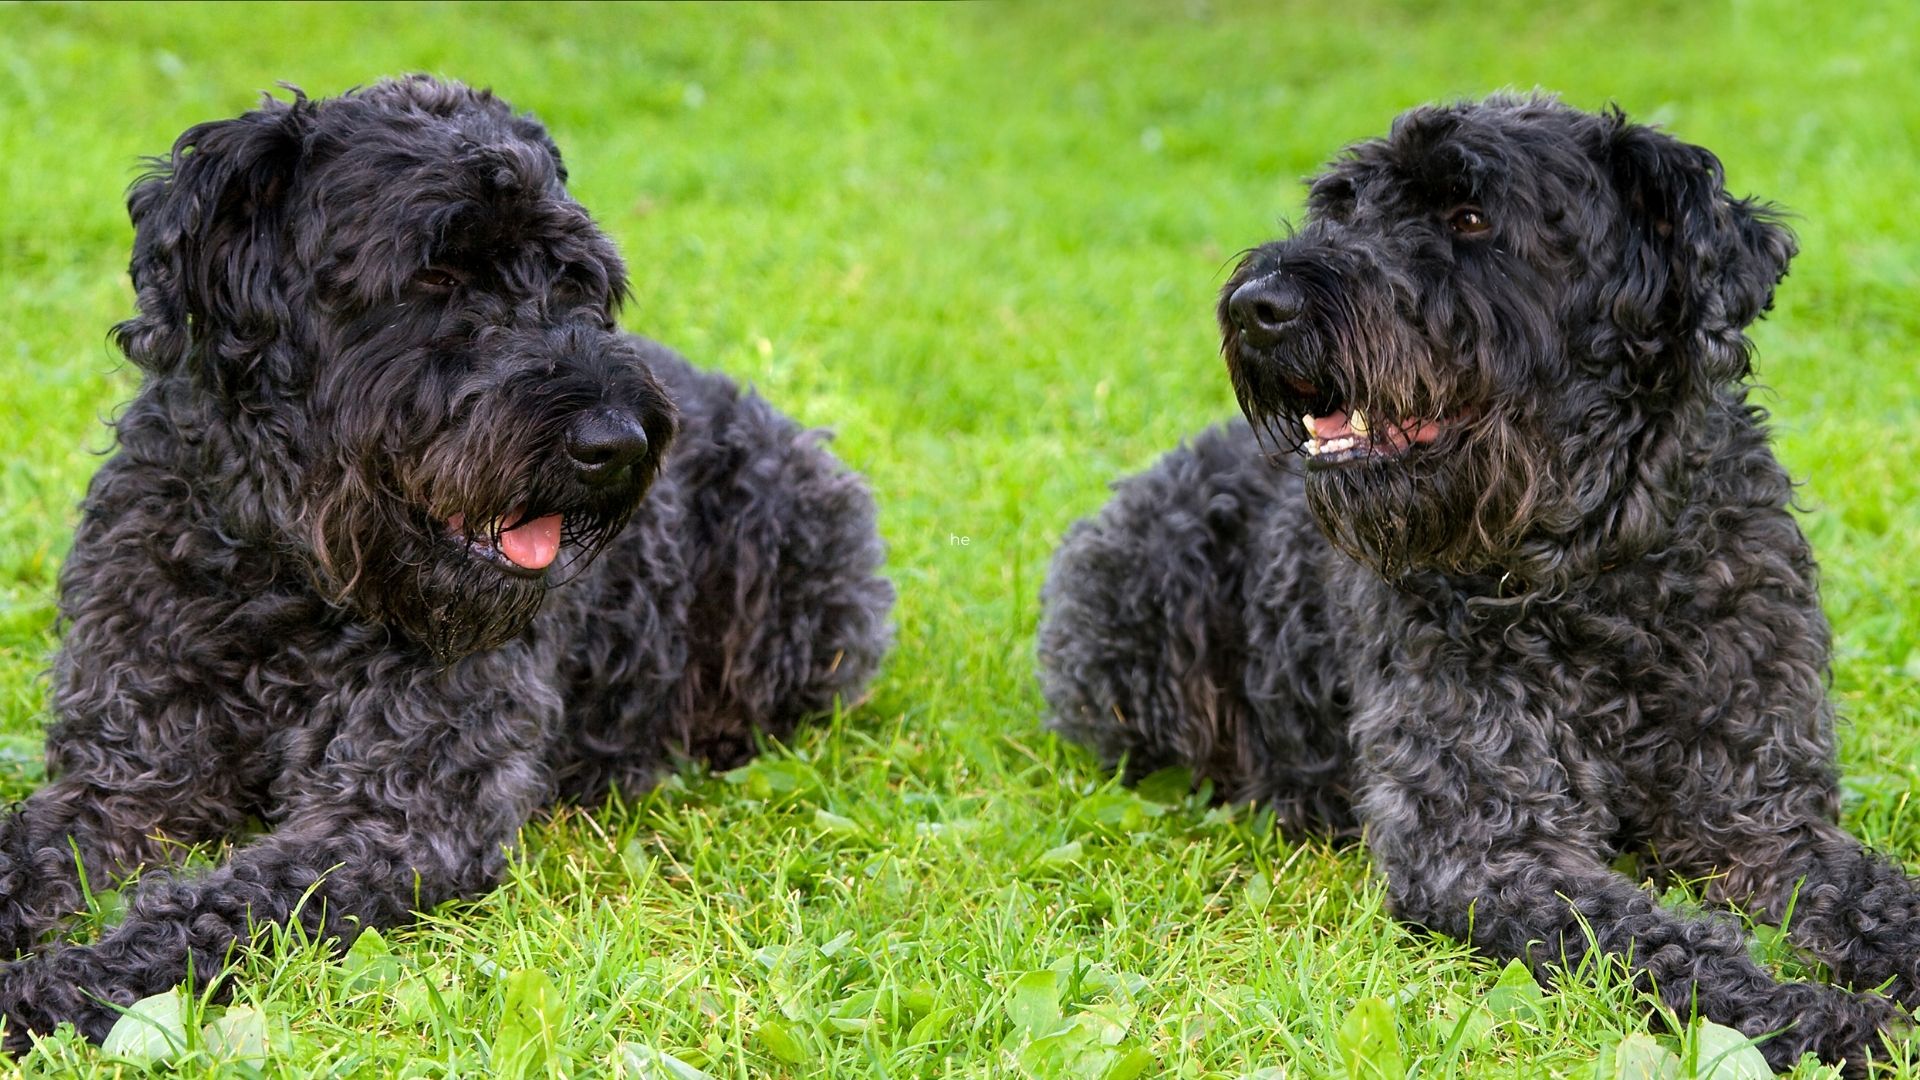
[1220,95,1795,582]
[116,75,676,660]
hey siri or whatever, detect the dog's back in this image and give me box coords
[548,339,893,802]
[1037,420,1360,834]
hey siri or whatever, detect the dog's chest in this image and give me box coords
[1347,578,1712,825]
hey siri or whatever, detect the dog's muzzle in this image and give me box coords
[1223,272,1463,468]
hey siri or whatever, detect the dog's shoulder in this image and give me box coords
[624,333,752,432]
[1686,391,1803,522]
[1645,392,1819,608]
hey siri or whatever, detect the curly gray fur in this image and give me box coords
[1039,96,1916,1073]
[0,75,892,1047]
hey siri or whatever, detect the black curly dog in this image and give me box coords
[0,76,891,1047]
[1039,96,1919,1072]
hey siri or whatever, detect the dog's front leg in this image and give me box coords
[0,760,258,961]
[1362,757,1901,1071]
[1657,811,1920,1011]
[0,685,552,1049]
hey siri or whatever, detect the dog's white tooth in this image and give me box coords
[1300,414,1316,436]
[1349,408,1370,436]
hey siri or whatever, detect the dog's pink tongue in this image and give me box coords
[499,514,563,570]
[1306,410,1353,439]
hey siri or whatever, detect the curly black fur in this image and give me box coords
[0,76,892,1047]
[1038,95,1918,1073]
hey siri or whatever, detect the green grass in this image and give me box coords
[1,1,1917,1076]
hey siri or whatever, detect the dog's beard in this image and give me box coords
[1296,411,1561,583]
[360,502,638,664]
[398,550,550,662]
[315,518,553,665]
[1304,437,1479,578]
[1229,316,1552,582]
[308,449,654,664]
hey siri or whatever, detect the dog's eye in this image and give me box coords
[1447,206,1491,236]
[414,268,462,290]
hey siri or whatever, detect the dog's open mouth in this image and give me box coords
[445,509,564,576]
[1300,407,1450,465]
[1237,371,1463,467]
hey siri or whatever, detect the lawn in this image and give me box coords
[1,1,1917,1077]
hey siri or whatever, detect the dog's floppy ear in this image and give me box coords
[114,91,312,382]
[1594,108,1796,387]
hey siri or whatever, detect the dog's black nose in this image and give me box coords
[1228,277,1306,346]
[566,408,650,480]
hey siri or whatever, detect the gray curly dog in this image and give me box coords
[1038,96,1919,1073]
[0,76,892,1046]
